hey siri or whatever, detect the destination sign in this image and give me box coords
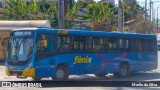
[12,31,34,36]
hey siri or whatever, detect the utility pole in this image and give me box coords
[153,9,155,33]
[150,0,154,33]
[149,0,152,21]
[152,2,154,23]
[58,0,65,29]
[144,0,147,33]
[151,2,154,33]
[123,9,125,32]
[157,7,159,33]
[118,0,123,32]
[150,1,160,33]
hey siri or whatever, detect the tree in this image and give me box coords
[40,0,83,29]
[82,2,117,31]
[123,0,144,22]
[0,0,46,20]
[122,0,154,33]
[65,0,83,28]
[40,2,58,28]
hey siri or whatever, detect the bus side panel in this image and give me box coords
[143,53,158,71]
[34,52,157,78]
[131,53,144,72]
[92,53,127,74]
[55,53,95,75]
[35,57,56,78]
[55,53,131,75]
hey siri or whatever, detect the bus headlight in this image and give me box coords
[25,63,32,70]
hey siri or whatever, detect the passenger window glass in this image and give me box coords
[36,33,55,61]
[107,37,118,52]
[85,37,93,51]
[92,37,104,52]
[146,39,154,52]
[118,38,130,52]
[72,36,86,51]
[132,39,142,52]
[36,34,54,53]
[57,36,71,52]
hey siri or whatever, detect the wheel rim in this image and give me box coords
[56,69,65,80]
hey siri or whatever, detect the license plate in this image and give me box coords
[13,73,18,76]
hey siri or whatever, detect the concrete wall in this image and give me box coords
[0,30,9,61]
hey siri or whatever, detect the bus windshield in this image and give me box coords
[7,37,33,62]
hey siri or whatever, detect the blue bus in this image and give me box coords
[5,28,158,80]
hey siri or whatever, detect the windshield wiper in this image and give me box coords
[11,37,27,62]
[13,37,27,54]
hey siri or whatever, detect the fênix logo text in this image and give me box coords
[73,56,92,64]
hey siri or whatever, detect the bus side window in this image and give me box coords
[57,36,71,52]
[85,37,93,51]
[146,39,154,52]
[36,33,55,61]
[36,34,54,53]
[118,38,130,52]
[105,38,109,51]
[138,40,142,52]
[72,36,79,51]
[108,37,118,52]
[92,37,104,52]
[36,40,44,52]
[132,39,143,52]
[72,36,86,51]
[141,39,146,52]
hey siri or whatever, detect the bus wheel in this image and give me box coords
[115,63,130,77]
[32,78,42,81]
[94,73,106,77]
[55,66,69,81]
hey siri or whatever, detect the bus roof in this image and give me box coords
[12,28,156,38]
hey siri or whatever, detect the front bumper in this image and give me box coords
[6,68,35,78]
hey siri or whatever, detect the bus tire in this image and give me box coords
[94,73,106,77]
[55,66,69,81]
[32,78,42,81]
[114,63,130,77]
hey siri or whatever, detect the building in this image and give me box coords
[81,0,115,5]
[81,0,94,3]
[101,0,115,5]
